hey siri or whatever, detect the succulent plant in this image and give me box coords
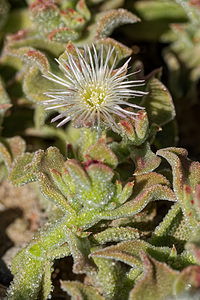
[0,1,200,300]
[6,136,200,299]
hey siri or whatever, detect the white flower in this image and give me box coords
[43,44,146,135]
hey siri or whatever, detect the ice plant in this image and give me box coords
[43,45,146,135]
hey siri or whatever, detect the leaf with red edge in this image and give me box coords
[90,240,173,269]
[130,142,161,175]
[85,135,118,168]
[129,252,179,300]
[174,265,200,295]
[101,172,176,220]
[96,9,140,38]
[157,147,200,228]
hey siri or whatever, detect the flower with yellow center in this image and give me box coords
[43,45,146,135]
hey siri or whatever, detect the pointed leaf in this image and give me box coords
[130,142,161,175]
[91,240,172,268]
[9,152,36,186]
[96,9,140,38]
[157,147,200,228]
[101,173,176,220]
[129,252,179,300]
[85,136,118,168]
[151,203,192,251]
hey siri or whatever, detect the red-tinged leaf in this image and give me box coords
[96,9,140,38]
[90,240,171,268]
[96,37,132,65]
[86,163,114,182]
[174,265,200,295]
[130,142,161,175]
[76,0,91,21]
[100,173,176,220]
[6,46,50,74]
[129,252,179,300]
[48,27,80,42]
[157,147,200,228]
[85,136,118,168]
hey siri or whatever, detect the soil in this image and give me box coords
[0,181,43,297]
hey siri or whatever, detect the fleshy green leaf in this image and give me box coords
[9,152,36,186]
[66,230,96,275]
[129,252,179,300]
[101,173,176,220]
[142,77,176,126]
[129,142,161,175]
[85,135,118,168]
[157,147,200,228]
[96,9,140,39]
[151,203,192,252]
[92,227,140,244]
[61,281,105,300]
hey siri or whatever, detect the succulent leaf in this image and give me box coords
[0,136,26,178]
[61,280,105,300]
[96,9,140,39]
[85,136,118,168]
[93,257,132,299]
[9,152,36,186]
[101,172,176,220]
[142,77,176,127]
[66,230,96,275]
[8,216,71,299]
[151,203,192,251]
[129,142,161,175]
[157,147,200,228]
[0,0,10,31]
[173,265,200,296]
[0,76,12,124]
[129,252,179,300]
[92,227,140,244]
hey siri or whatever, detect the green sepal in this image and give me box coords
[119,110,149,145]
